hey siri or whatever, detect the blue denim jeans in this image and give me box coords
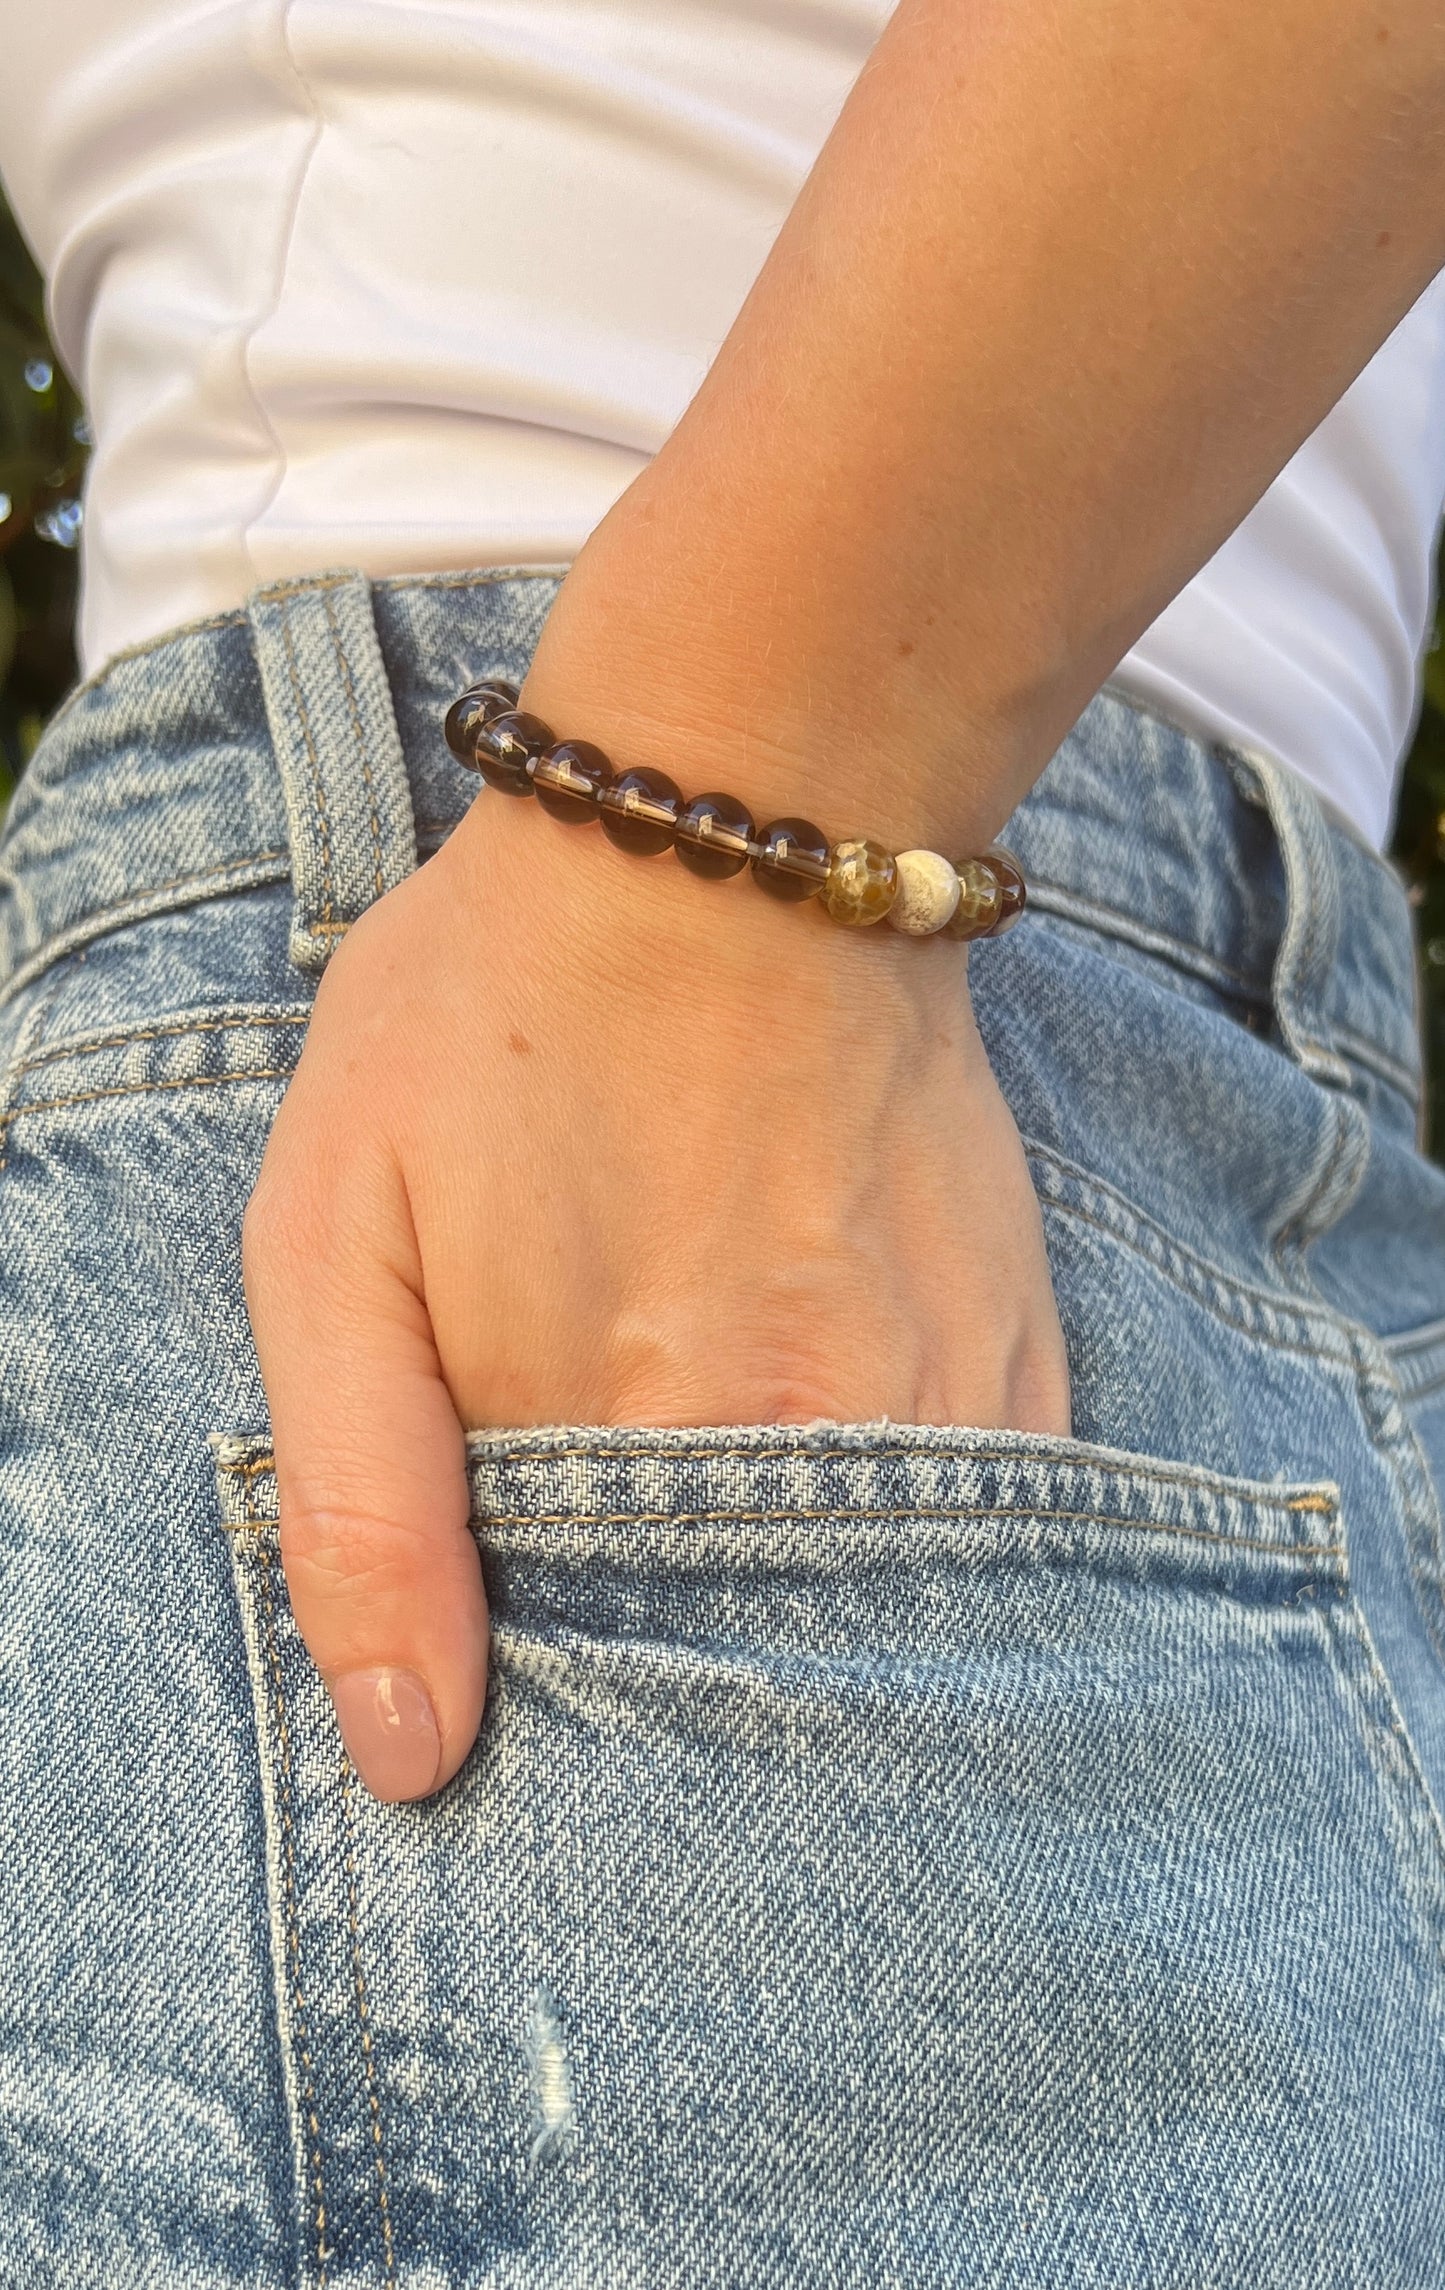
[2,570,1444,2287]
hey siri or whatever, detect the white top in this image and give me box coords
[3,0,1444,850]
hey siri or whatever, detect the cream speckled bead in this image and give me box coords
[887,848,961,935]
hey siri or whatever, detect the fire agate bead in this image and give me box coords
[822,838,898,926]
[984,846,1027,934]
[444,679,520,765]
[473,708,551,796]
[533,740,612,822]
[944,856,1004,941]
[598,765,683,855]
[674,792,755,880]
[888,849,960,935]
[751,817,829,901]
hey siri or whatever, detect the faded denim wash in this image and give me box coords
[1,569,1444,2287]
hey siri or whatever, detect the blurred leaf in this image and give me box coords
[0,190,82,822]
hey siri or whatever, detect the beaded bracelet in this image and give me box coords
[443,679,1025,940]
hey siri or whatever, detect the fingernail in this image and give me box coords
[328,1667,441,1801]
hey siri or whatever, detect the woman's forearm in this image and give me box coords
[526,0,1445,852]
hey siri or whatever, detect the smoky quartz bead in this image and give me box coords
[674,791,755,880]
[598,765,683,855]
[985,846,1027,934]
[473,708,551,797]
[822,838,898,926]
[751,816,829,901]
[533,740,612,823]
[444,679,520,765]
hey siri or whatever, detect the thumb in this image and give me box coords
[242,1132,488,1803]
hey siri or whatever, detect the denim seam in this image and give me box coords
[1270,1092,1371,1272]
[473,1508,1342,1557]
[1027,881,1265,997]
[39,611,247,730]
[324,588,386,905]
[219,1444,1336,1513]
[10,1009,311,1076]
[1331,1024,1420,1102]
[1406,1370,1445,1405]
[1387,1317,1445,1363]
[1,1066,295,1124]
[0,958,74,1172]
[1028,896,1417,1106]
[34,569,565,730]
[373,566,567,597]
[1028,1152,1355,1364]
[1045,1199,1341,1363]
[1344,1325,1445,1684]
[338,1756,397,2285]
[280,602,339,937]
[251,1523,332,2288]
[0,850,293,1009]
[1318,1596,1445,1948]
[221,1503,1341,1561]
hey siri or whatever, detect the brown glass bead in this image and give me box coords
[533,740,612,822]
[982,846,1027,935]
[944,856,1004,941]
[444,680,520,765]
[674,791,755,880]
[751,816,829,901]
[473,708,551,796]
[598,765,683,855]
[822,838,898,926]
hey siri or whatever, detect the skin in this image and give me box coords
[244,0,1445,1799]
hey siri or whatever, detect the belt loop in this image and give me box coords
[247,571,419,974]
[1228,745,1352,1090]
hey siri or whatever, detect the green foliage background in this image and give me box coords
[2,192,1444,1153]
[0,201,87,789]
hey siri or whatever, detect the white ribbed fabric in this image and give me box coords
[2,0,1443,847]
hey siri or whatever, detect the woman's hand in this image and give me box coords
[242,786,1069,1802]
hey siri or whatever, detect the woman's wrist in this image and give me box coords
[442,769,984,1035]
[517,477,1046,865]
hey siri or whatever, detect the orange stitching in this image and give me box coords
[339,1756,397,2284]
[280,604,336,931]
[224,1444,1335,1506]
[218,1444,1336,1515]
[467,1504,1343,1558]
[6,1066,294,1122]
[222,1493,1341,1559]
[256,573,367,602]
[324,589,386,906]
[13,1011,310,1076]
[253,1529,331,2286]
[373,567,561,596]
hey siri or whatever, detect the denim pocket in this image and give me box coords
[214,1423,1445,2290]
